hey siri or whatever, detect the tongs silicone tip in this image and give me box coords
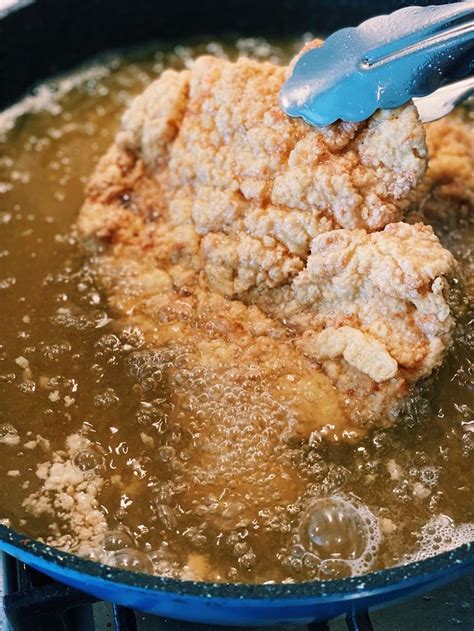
[280,2,474,126]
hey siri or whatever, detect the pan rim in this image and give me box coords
[0,524,472,600]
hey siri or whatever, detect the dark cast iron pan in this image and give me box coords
[0,0,472,625]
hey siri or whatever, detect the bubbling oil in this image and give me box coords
[0,37,473,584]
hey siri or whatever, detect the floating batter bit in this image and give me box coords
[280,2,474,126]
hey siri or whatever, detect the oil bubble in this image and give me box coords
[304,497,368,559]
[319,559,352,579]
[238,550,256,569]
[73,446,104,473]
[103,529,135,551]
[300,496,381,576]
[113,548,153,573]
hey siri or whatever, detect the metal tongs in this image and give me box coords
[280,2,474,125]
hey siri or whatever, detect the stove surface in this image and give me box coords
[0,553,472,630]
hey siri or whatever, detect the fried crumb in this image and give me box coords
[22,433,106,551]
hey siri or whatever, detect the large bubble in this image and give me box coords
[103,529,136,552]
[299,496,381,576]
[112,548,154,573]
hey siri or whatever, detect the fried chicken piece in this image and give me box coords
[79,45,453,424]
[409,109,474,222]
[78,46,456,529]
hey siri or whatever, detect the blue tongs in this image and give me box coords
[280,2,474,125]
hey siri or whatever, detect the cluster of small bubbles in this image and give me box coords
[94,333,121,355]
[227,566,238,581]
[93,388,119,408]
[259,508,292,535]
[150,357,301,541]
[0,277,16,290]
[238,549,257,570]
[157,445,175,463]
[51,307,95,331]
[225,534,257,570]
[135,400,170,427]
[302,551,320,573]
[120,326,145,351]
[40,341,72,361]
[148,544,180,578]
[407,515,474,563]
[164,423,183,446]
[320,464,350,493]
[413,450,429,467]
[428,490,444,513]
[298,497,381,576]
[418,466,440,488]
[392,479,413,505]
[126,349,177,392]
[157,304,193,324]
[302,448,329,481]
[233,541,249,557]
[318,559,352,580]
[397,381,434,429]
[281,545,307,575]
[153,479,180,505]
[18,380,36,394]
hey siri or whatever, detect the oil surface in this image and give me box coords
[0,37,473,584]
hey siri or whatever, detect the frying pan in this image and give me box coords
[0,0,473,625]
